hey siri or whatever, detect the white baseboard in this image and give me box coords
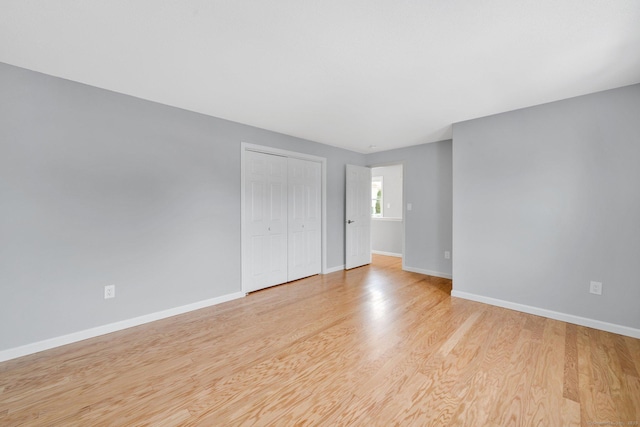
[451,290,640,339]
[371,250,403,258]
[323,265,345,274]
[0,292,245,363]
[403,265,452,280]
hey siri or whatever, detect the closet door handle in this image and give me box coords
[347,220,355,224]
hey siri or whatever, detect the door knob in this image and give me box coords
[347,220,355,224]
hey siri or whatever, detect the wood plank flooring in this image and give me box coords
[1,255,639,426]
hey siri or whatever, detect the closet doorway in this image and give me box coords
[241,143,326,293]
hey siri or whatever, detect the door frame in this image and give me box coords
[367,161,406,269]
[241,142,327,294]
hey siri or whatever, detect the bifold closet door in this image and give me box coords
[287,158,321,282]
[244,151,288,293]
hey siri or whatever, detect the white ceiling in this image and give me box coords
[1,1,639,153]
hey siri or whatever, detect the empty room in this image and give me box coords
[1,1,639,425]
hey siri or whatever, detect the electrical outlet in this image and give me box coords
[589,281,602,295]
[444,251,451,259]
[407,203,412,211]
[104,284,115,299]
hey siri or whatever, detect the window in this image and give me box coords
[370,165,403,220]
[371,176,383,217]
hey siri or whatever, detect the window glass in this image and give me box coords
[371,176,383,217]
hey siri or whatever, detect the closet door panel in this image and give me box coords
[244,151,288,292]
[288,158,321,281]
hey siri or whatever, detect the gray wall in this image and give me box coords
[371,220,403,255]
[366,141,453,276]
[0,62,364,351]
[452,84,640,330]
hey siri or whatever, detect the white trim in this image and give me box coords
[451,290,640,339]
[371,217,403,222]
[372,250,403,258]
[323,265,345,274]
[241,145,248,292]
[321,157,328,274]
[0,292,245,363]
[241,143,328,285]
[242,143,326,163]
[403,265,452,279]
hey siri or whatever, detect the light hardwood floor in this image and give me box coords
[1,255,639,426]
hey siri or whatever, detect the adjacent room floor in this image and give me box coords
[1,255,639,425]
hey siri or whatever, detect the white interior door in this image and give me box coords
[287,158,321,281]
[244,151,288,292]
[345,164,371,269]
